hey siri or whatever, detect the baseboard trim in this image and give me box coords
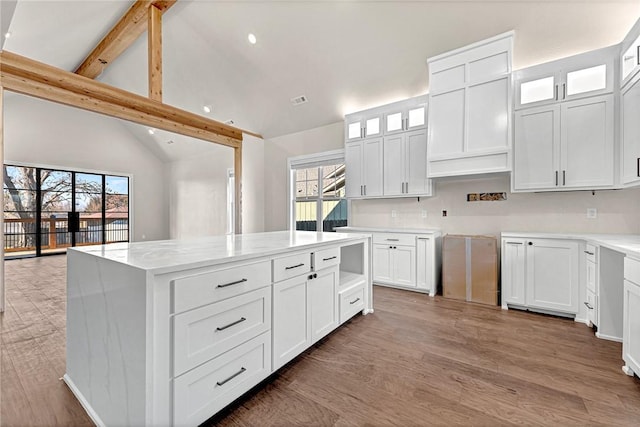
[595,332,623,343]
[63,374,106,427]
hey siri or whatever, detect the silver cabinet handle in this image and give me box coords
[563,170,566,186]
[555,171,558,186]
[386,238,400,241]
[350,297,361,305]
[562,83,566,100]
[364,185,366,195]
[217,278,247,288]
[405,182,408,193]
[507,241,523,245]
[637,45,640,65]
[216,317,246,331]
[216,367,246,386]
[637,158,639,177]
[584,251,594,255]
[555,84,559,101]
[322,256,337,261]
[584,302,594,310]
[285,263,305,270]
[360,185,363,196]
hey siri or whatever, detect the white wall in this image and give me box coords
[265,121,640,237]
[168,134,265,238]
[264,122,344,231]
[4,94,169,242]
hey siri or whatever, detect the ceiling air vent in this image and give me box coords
[224,119,235,125]
[290,95,308,106]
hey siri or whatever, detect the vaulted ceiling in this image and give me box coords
[3,0,639,145]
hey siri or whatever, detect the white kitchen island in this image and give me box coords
[64,231,372,427]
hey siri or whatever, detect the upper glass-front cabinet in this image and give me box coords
[515,47,615,110]
[383,103,427,135]
[345,95,427,141]
[345,114,382,142]
[622,34,640,84]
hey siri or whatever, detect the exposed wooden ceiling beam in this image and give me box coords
[1,51,242,148]
[74,1,176,79]
[148,4,163,101]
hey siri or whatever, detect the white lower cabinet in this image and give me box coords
[339,284,365,324]
[373,243,416,288]
[502,237,580,315]
[309,267,339,343]
[623,257,640,377]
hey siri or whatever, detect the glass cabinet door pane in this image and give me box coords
[408,107,425,128]
[520,76,555,105]
[348,122,361,139]
[366,117,380,136]
[622,35,640,80]
[386,112,403,132]
[567,64,606,96]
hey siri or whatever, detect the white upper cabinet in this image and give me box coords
[383,98,427,135]
[621,18,640,87]
[621,72,640,186]
[344,112,383,142]
[427,32,513,178]
[383,129,430,196]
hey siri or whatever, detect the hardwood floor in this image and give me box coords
[1,255,639,426]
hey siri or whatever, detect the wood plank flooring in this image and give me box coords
[1,255,639,426]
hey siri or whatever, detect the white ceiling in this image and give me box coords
[3,0,640,148]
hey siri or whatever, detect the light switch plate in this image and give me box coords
[587,208,597,219]
[421,210,427,218]
[391,210,397,218]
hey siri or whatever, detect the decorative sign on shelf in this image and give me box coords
[467,192,507,202]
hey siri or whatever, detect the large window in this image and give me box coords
[289,151,347,232]
[3,164,129,258]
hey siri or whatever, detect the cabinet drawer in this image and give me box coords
[625,257,640,285]
[339,285,365,324]
[173,287,271,377]
[372,233,416,247]
[173,260,271,313]
[584,244,598,263]
[313,246,341,271]
[273,252,311,282]
[586,290,598,327]
[173,331,271,427]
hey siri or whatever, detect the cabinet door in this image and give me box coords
[416,237,433,292]
[272,276,310,370]
[345,142,363,198]
[428,89,465,157]
[502,240,526,306]
[364,115,383,138]
[405,129,428,195]
[586,260,597,295]
[406,104,427,131]
[515,72,558,109]
[372,244,393,283]
[525,239,580,314]
[362,137,383,196]
[622,34,640,84]
[621,75,640,186]
[513,105,560,190]
[309,267,338,343]
[384,110,405,136]
[564,62,612,102]
[623,280,640,375]
[383,134,405,196]
[345,117,364,142]
[393,245,416,288]
[560,95,614,188]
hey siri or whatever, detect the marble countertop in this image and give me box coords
[336,226,441,235]
[501,232,640,259]
[68,230,370,274]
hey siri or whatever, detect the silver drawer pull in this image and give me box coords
[584,302,594,310]
[584,251,594,256]
[216,367,246,386]
[216,317,246,332]
[385,238,399,242]
[350,297,361,305]
[322,256,337,261]
[285,263,305,270]
[217,278,247,288]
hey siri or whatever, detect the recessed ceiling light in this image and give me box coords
[4,32,11,39]
[166,140,175,145]
[148,128,156,135]
[202,105,212,113]
[247,33,257,45]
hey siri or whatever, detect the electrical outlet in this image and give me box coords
[587,208,597,219]
[391,210,397,218]
[442,210,447,217]
[421,210,427,218]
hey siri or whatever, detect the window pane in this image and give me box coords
[41,190,72,212]
[348,122,361,139]
[322,199,348,232]
[4,166,37,191]
[366,117,380,136]
[386,112,403,132]
[295,201,317,231]
[76,173,103,193]
[306,181,318,197]
[106,194,129,212]
[41,170,71,191]
[75,193,102,213]
[567,64,606,96]
[296,170,306,181]
[106,176,129,195]
[408,107,425,127]
[520,76,555,105]
[296,182,306,197]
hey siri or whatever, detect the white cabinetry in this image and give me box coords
[373,242,416,288]
[621,18,640,87]
[345,95,432,199]
[623,257,640,378]
[501,237,580,316]
[621,69,640,187]
[427,32,513,178]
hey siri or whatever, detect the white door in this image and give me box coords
[514,105,560,190]
[621,75,640,186]
[515,72,559,109]
[345,142,363,198]
[501,240,526,307]
[309,267,338,343]
[362,137,383,197]
[416,237,432,292]
[373,244,393,283]
[272,276,310,370]
[383,134,405,196]
[393,245,416,288]
[623,280,640,375]
[428,89,465,157]
[364,115,383,139]
[404,129,428,195]
[345,117,364,142]
[406,105,427,131]
[560,95,614,188]
[525,239,580,314]
[384,110,405,136]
